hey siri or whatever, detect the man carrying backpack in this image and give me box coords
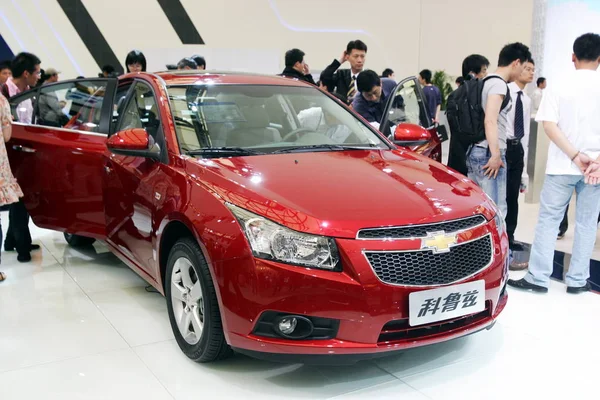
[446,54,490,176]
[448,43,531,218]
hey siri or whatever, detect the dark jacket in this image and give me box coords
[319,59,354,104]
[279,67,316,85]
[351,78,397,124]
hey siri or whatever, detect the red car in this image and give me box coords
[7,71,508,364]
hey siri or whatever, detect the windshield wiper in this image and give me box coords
[186,147,266,157]
[272,143,381,154]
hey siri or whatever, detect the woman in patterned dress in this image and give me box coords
[0,92,24,282]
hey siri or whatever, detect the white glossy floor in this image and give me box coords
[0,204,599,400]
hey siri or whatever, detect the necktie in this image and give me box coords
[514,91,524,140]
[347,75,357,101]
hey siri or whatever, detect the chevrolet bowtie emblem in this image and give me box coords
[421,231,458,253]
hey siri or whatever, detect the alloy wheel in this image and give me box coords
[170,257,204,345]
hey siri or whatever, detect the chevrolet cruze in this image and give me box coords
[7,70,508,364]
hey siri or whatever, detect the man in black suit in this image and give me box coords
[320,40,367,104]
[279,49,316,85]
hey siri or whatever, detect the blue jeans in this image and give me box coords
[525,175,600,288]
[467,146,508,218]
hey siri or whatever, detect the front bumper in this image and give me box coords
[214,222,509,363]
[233,315,502,365]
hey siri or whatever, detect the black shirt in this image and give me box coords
[279,67,317,85]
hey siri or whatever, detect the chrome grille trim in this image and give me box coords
[356,215,487,240]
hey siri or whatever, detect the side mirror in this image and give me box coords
[107,128,160,160]
[393,123,432,146]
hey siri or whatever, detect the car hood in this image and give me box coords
[185,149,493,238]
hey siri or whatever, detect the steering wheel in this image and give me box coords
[281,127,315,143]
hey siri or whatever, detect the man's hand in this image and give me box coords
[339,51,348,65]
[520,175,528,193]
[584,161,600,185]
[483,154,505,179]
[303,63,310,75]
[573,152,593,173]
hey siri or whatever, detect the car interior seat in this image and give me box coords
[225,103,281,147]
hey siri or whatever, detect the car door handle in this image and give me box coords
[12,145,36,153]
[104,165,112,174]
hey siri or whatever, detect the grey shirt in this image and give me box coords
[477,74,512,150]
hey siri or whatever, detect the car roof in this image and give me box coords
[148,70,313,87]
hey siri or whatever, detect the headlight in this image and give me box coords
[226,203,341,271]
[482,193,505,238]
[494,213,506,238]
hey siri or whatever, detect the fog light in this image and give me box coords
[273,315,314,339]
[278,317,298,335]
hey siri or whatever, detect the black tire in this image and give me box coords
[165,237,232,363]
[64,233,96,247]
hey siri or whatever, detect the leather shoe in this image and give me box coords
[5,244,40,252]
[17,253,31,263]
[566,282,592,294]
[507,278,548,293]
[509,241,525,251]
[509,261,529,271]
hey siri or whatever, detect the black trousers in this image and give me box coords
[5,199,32,255]
[559,206,569,235]
[505,141,525,242]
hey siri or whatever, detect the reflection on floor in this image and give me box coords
[0,205,599,400]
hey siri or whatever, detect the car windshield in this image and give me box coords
[166,84,389,155]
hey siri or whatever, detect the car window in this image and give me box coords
[32,81,108,133]
[111,82,133,131]
[115,81,160,139]
[385,79,430,132]
[9,91,37,124]
[167,84,389,153]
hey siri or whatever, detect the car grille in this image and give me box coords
[357,215,487,239]
[377,301,492,344]
[365,234,492,286]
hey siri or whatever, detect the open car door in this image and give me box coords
[7,78,117,239]
[379,76,442,162]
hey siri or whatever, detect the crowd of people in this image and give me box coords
[0,49,209,282]
[0,33,599,293]
[278,34,600,294]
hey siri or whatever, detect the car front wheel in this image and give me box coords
[165,237,232,362]
[63,233,96,247]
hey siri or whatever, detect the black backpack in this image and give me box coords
[446,76,511,145]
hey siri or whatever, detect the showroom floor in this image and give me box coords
[0,201,599,400]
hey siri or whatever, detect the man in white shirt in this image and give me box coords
[505,58,534,255]
[531,77,546,116]
[508,33,600,294]
[2,53,41,124]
